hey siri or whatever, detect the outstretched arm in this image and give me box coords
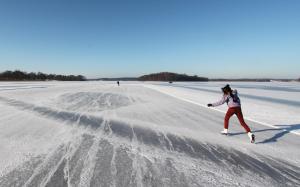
[208,95,227,107]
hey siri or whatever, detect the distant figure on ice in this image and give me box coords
[117,81,120,86]
[207,84,255,143]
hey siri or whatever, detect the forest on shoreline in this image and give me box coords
[0,70,86,81]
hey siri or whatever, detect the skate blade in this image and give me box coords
[220,132,229,136]
[251,135,255,143]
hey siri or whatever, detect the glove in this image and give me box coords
[207,103,213,107]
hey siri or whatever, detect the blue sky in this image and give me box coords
[0,0,299,78]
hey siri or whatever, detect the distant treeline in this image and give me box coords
[137,72,298,82]
[0,70,86,81]
[139,72,209,82]
[91,77,138,81]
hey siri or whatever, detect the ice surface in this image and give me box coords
[0,81,299,187]
[145,82,300,135]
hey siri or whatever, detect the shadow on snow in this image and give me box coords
[229,124,300,144]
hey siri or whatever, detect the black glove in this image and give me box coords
[207,103,213,107]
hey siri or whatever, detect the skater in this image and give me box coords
[117,81,120,86]
[207,84,255,143]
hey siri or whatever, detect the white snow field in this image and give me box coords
[0,81,299,187]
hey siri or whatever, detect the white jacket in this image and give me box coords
[212,90,241,108]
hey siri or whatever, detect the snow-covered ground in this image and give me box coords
[0,81,299,187]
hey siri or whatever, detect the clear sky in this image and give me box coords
[0,0,299,79]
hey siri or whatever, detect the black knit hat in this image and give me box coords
[222,84,232,93]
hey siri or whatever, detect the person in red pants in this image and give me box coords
[207,84,255,143]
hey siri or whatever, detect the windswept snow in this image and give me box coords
[0,81,299,187]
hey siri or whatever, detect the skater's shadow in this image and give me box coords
[230,124,300,144]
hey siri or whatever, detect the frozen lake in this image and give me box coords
[0,81,299,187]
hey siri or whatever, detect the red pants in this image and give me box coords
[224,107,251,132]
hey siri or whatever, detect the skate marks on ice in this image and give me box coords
[1,132,300,187]
[0,97,300,186]
[55,92,136,112]
[0,134,190,187]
